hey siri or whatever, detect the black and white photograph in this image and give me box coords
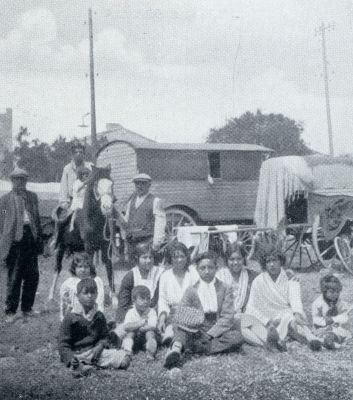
[1,1,353,399]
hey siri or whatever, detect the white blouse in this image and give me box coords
[158,268,198,316]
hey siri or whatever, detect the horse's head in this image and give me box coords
[89,164,114,215]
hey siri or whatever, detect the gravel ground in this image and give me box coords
[1,255,353,400]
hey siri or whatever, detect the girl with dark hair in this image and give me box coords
[157,241,199,345]
[115,242,164,324]
[59,252,104,321]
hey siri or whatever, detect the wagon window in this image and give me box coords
[208,152,221,178]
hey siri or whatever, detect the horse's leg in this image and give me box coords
[101,242,114,292]
[101,241,118,308]
[48,244,65,302]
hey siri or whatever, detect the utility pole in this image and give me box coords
[88,8,97,153]
[317,22,334,156]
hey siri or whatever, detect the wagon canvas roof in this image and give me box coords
[254,155,353,229]
[129,142,271,152]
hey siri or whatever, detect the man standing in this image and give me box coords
[0,167,43,323]
[116,173,166,264]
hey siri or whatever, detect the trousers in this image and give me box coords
[5,226,39,314]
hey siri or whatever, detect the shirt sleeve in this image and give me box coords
[116,271,134,323]
[152,198,166,248]
[311,298,326,327]
[148,309,158,327]
[157,273,171,317]
[95,277,105,313]
[59,166,70,206]
[58,316,74,367]
[332,301,350,325]
[124,309,139,324]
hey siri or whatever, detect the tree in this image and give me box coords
[207,110,313,156]
[4,127,110,182]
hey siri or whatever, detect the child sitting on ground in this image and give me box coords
[120,285,158,360]
[59,252,104,321]
[312,274,352,349]
[58,278,129,377]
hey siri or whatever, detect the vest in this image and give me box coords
[127,193,155,241]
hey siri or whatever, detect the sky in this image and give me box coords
[1,0,353,154]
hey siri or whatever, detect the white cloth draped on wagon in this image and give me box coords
[254,156,313,230]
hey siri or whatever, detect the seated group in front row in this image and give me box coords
[58,238,352,375]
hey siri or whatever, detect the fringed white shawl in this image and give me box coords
[245,269,304,340]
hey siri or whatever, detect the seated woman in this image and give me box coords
[216,242,270,346]
[59,252,104,321]
[245,235,322,351]
[157,242,199,345]
[115,242,164,326]
[312,274,352,349]
[164,252,244,369]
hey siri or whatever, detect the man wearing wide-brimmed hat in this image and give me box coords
[115,173,166,264]
[0,166,43,323]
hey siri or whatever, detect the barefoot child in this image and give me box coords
[312,274,352,349]
[58,278,129,376]
[120,286,158,359]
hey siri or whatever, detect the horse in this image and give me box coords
[48,165,118,303]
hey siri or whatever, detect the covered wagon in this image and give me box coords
[96,139,272,235]
[254,154,353,270]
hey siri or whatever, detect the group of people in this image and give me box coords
[1,141,352,378]
[56,237,352,377]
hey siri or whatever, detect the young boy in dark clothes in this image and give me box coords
[58,278,129,377]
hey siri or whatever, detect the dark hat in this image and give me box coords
[10,166,29,179]
[174,306,205,333]
[132,173,152,182]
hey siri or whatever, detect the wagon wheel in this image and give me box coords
[334,236,353,275]
[282,224,316,269]
[165,207,197,240]
[312,214,339,268]
[236,229,255,260]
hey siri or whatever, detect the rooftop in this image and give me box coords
[127,142,272,152]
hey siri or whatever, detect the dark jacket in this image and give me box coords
[241,269,258,313]
[58,310,108,366]
[116,270,160,323]
[179,278,235,338]
[0,190,43,261]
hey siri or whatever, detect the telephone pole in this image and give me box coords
[317,22,334,156]
[88,9,97,152]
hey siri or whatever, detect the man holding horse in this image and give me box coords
[115,173,166,264]
[0,166,43,323]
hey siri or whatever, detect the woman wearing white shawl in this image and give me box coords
[245,236,322,351]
